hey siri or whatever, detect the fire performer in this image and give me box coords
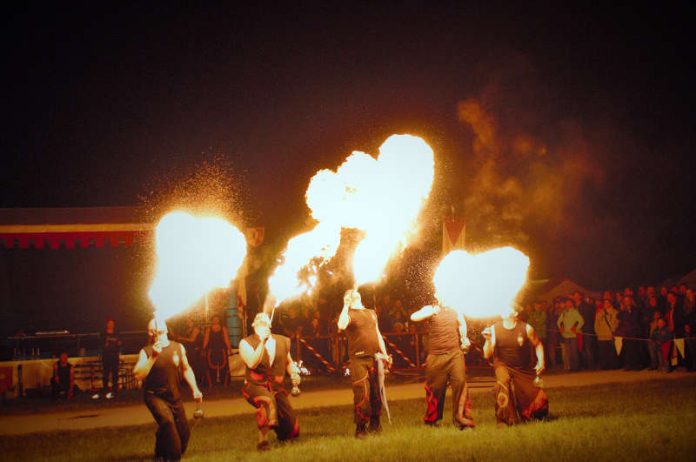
[337,289,392,438]
[410,303,475,429]
[482,309,548,426]
[133,319,203,462]
[239,312,301,451]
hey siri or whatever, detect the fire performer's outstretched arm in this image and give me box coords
[410,304,440,322]
[526,324,545,375]
[337,291,352,331]
[180,344,203,400]
[376,322,390,361]
[457,312,471,351]
[482,325,496,360]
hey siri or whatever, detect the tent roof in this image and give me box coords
[0,207,149,228]
[535,278,602,303]
[678,269,696,287]
[0,207,151,250]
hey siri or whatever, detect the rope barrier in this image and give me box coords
[298,337,336,373]
[384,337,417,368]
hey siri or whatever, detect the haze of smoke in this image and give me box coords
[457,96,605,248]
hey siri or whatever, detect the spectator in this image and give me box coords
[527,301,547,356]
[615,296,642,370]
[650,314,673,372]
[546,300,562,369]
[684,288,696,371]
[664,292,687,369]
[93,318,121,400]
[203,315,232,387]
[657,286,669,313]
[52,351,75,400]
[573,291,596,370]
[595,299,619,370]
[557,298,583,371]
[177,317,203,383]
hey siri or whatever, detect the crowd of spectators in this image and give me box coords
[519,284,696,373]
[267,283,696,373]
[42,282,696,401]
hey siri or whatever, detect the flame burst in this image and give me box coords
[149,211,247,319]
[433,247,530,319]
[267,134,434,306]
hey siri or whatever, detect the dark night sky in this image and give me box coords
[2,1,695,291]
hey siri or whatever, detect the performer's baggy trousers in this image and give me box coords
[349,356,382,425]
[144,392,190,461]
[423,350,472,426]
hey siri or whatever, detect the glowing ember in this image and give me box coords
[148,211,247,319]
[433,247,530,318]
[267,134,434,306]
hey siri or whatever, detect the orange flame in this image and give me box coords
[433,247,529,318]
[267,134,434,306]
[148,211,247,319]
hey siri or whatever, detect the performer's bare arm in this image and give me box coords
[410,305,439,322]
[457,312,471,351]
[337,292,352,331]
[133,348,157,382]
[482,325,496,360]
[375,320,392,364]
[239,337,268,369]
[180,344,203,400]
[526,324,545,374]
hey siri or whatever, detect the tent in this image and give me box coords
[678,269,696,288]
[535,278,601,304]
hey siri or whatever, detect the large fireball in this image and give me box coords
[148,211,247,319]
[433,247,530,318]
[267,134,434,306]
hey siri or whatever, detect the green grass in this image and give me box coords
[2,377,696,461]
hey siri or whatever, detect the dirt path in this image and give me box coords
[0,370,690,435]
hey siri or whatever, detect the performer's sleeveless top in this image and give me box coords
[493,321,532,369]
[143,341,183,401]
[427,306,460,355]
[346,309,380,358]
[242,334,290,383]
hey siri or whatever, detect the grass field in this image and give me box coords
[2,377,695,461]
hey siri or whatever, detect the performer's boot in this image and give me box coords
[455,415,476,430]
[368,416,382,434]
[355,423,368,439]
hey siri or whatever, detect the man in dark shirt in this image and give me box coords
[133,319,203,462]
[239,312,301,451]
[573,292,596,370]
[337,289,391,438]
[483,309,547,426]
[52,351,74,400]
[410,303,475,429]
[93,318,122,400]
